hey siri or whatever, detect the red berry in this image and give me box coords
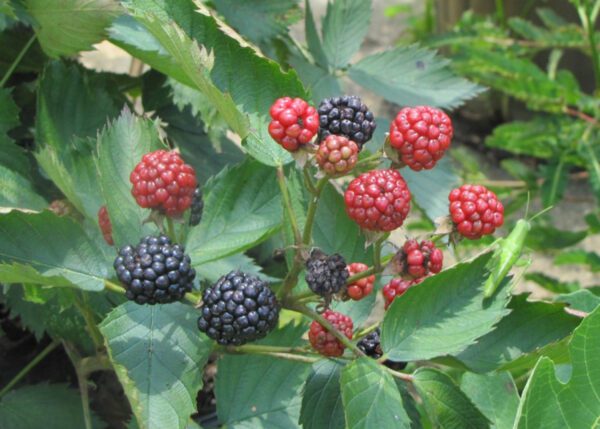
[400,239,443,279]
[389,106,453,171]
[346,262,375,300]
[308,310,353,357]
[316,135,359,176]
[449,184,504,240]
[268,97,319,151]
[129,150,197,217]
[344,169,411,231]
[382,277,424,310]
[98,206,114,245]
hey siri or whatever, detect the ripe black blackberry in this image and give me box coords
[305,249,349,299]
[317,96,376,148]
[113,235,195,305]
[357,328,383,358]
[198,271,279,346]
[189,186,204,226]
[357,328,407,370]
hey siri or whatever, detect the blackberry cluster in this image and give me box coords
[317,96,376,148]
[305,249,349,298]
[198,271,279,346]
[113,235,195,305]
[357,328,383,358]
[189,186,204,227]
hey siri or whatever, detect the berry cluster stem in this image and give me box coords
[289,303,365,358]
[105,279,200,306]
[302,176,329,245]
[165,217,177,243]
[0,34,36,88]
[277,165,302,245]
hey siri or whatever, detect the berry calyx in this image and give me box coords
[382,277,423,310]
[130,150,197,217]
[317,96,376,148]
[113,235,196,305]
[344,169,411,231]
[449,184,504,240]
[346,262,375,301]
[305,249,349,300]
[268,97,319,152]
[357,328,383,358]
[398,239,443,279]
[316,135,359,176]
[308,309,353,357]
[189,186,204,227]
[389,106,453,171]
[98,205,114,246]
[198,271,279,346]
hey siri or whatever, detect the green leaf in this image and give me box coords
[582,132,600,203]
[456,294,580,373]
[0,211,110,291]
[460,372,519,429]
[216,323,310,428]
[304,0,328,69]
[214,0,301,44]
[348,45,484,109]
[195,253,277,284]
[100,302,212,429]
[554,249,600,272]
[499,337,571,373]
[381,252,511,362]
[524,272,579,294]
[0,87,19,143]
[0,384,101,429]
[514,306,600,428]
[0,165,46,211]
[299,359,346,429]
[340,357,411,429]
[321,0,371,69]
[414,368,489,429]
[540,159,569,207]
[186,160,282,266]
[97,108,164,247]
[25,0,122,57]
[288,53,343,104]
[244,114,293,167]
[555,289,600,313]
[402,156,460,222]
[35,61,123,218]
[525,224,587,251]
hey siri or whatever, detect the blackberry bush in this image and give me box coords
[0,1,580,428]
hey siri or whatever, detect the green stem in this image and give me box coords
[0,340,60,399]
[73,293,104,350]
[226,344,309,354]
[277,166,302,244]
[303,165,317,195]
[354,323,380,339]
[104,280,126,295]
[0,34,35,88]
[166,217,177,243]
[373,236,386,272]
[63,342,93,429]
[289,303,365,357]
[495,0,506,28]
[184,291,201,306]
[302,177,328,245]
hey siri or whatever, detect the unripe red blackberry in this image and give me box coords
[398,239,443,279]
[344,169,411,231]
[389,106,453,171]
[308,310,353,357]
[346,262,375,301]
[98,205,114,246]
[382,277,423,310]
[449,184,504,240]
[268,97,319,151]
[316,135,359,176]
[130,150,197,217]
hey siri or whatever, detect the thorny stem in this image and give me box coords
[302,177,329,245]
[564,107,600,127]
[288,303,365,358]
[0,340,60,399]
[63,342,93,429]
[277,165,302,245]
[0,34,36,87]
